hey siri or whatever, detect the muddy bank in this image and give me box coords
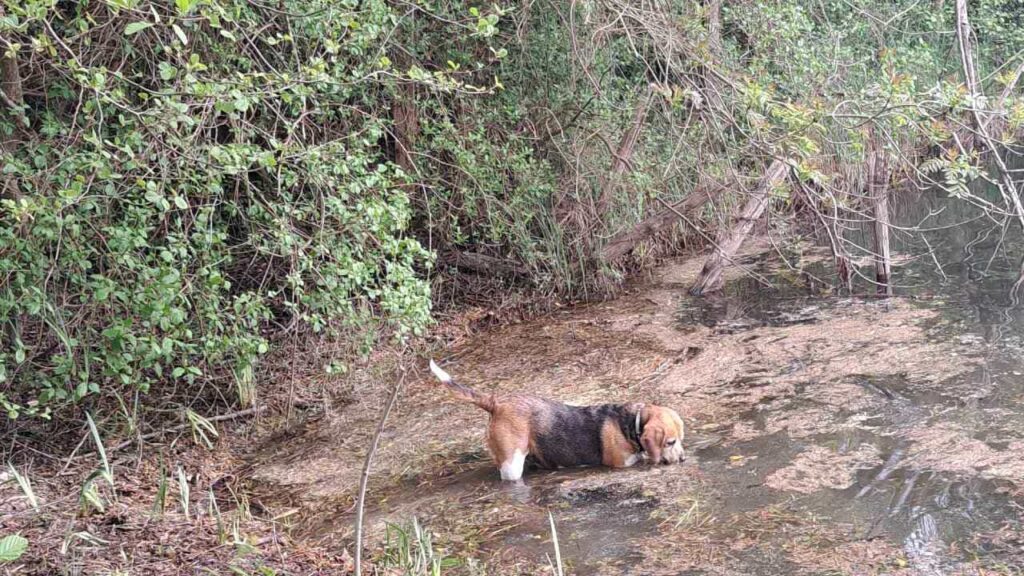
[247,230,1024,574]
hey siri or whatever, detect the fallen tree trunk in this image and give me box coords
[689,160,789,296]
[442,250,529,279]
[868,148,893,296]
[601,183,722,262]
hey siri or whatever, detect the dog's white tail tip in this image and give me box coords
[429,359,452,383]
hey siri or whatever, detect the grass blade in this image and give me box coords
[177,465,190,520]
[209,487,227,543]
[7,464,39,512]
[60,531,108,555]
[80,473,106,514]
[153,460,167,516]
[234,362,256,407]
[85,412,113,484]
[548,511,563,576]
[185,409,219,449]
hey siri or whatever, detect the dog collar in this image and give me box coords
[632,403,645,453]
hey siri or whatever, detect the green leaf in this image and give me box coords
[124,22,154,36]
[144,187,164,205]
[158,62,177,81]
[175,0,197,15]
[103,0,138,13]
[171,24,188,45]
[0,534,28,563]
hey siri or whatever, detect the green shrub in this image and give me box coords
[0,0,436,420]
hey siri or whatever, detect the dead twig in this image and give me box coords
[354,358,408,575]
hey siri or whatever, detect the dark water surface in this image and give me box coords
[670,187,1024,574]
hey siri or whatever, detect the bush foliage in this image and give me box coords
[3,0,1024,427]
[1,0,443,420]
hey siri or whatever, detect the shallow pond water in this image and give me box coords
[255,187,1024,575]
[657,188,1024,574]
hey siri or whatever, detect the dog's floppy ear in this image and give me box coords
[641,427,664,465]
[640,415,665,465]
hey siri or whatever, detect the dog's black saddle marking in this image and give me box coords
[527,402,642,468]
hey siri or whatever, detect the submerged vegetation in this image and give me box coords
[4,0,1024,572]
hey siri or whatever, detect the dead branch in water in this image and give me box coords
[690,160,789,295]
[868,146,893,296]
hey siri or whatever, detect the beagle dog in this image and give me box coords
[429,360,685,481]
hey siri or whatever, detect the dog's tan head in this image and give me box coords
[640,405,685,465]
